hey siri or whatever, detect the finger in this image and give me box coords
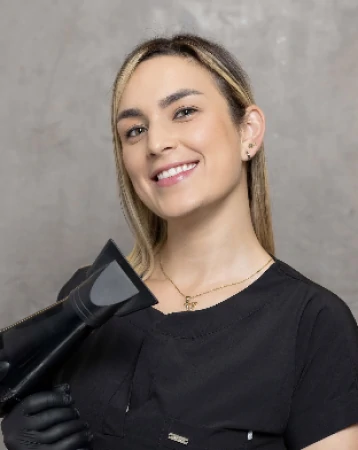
[53,384,71,395]
[35,420,89,444]
[52,429,93,450]
[22,391,73,415]
[27,407,79,431]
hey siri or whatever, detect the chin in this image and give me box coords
[155,200,203,221]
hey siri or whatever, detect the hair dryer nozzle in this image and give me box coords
[69,260,145,327]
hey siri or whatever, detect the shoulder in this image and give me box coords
[278,260,358,449]
[56,265,91,301]
[273,258,354,320]
[273,258,358,373]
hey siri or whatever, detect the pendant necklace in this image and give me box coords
[159,257,273,311]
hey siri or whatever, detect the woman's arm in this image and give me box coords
[284,289,358,449]
[301,423,358,449]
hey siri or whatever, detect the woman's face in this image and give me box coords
[116,55,249,221]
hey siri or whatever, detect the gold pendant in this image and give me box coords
[184,296,197,311]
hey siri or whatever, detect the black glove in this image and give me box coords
[1,384,92,450]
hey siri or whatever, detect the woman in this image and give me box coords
[2,34,358,450]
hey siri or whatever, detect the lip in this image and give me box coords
[150,160,199,180]
[155,164,198,187]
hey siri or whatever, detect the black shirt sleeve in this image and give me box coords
[284,289,358,449]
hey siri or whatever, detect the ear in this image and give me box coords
[239,105,265,161]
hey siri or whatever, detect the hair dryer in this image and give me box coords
[0,239,158,417]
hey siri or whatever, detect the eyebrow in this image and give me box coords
[116,88,204,123]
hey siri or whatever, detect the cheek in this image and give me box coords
[122,154,133,180]
[184,114,219,147]
[190,120,241,171]
[186,113,237,150]
[186,123,210,147]
[122,149,143,183]
[122,150,153,204]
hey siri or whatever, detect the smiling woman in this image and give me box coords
[112,39,274,279]
[2,34,358,450]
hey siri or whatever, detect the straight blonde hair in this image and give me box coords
[111,34,275,279]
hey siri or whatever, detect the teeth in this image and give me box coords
[157,163,197,180]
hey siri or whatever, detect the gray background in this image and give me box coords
[0,0,357,333]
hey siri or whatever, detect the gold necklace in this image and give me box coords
[159,257,273,311]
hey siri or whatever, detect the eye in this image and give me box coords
[125,126,147,139]
[174,107,198,120]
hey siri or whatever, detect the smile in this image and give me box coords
[153,162,199,187]
[156,163,197,180]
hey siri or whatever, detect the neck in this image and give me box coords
[157,189,271,286]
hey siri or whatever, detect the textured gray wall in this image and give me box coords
[0,0,357,342]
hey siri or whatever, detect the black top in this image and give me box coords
[55,258,358,450]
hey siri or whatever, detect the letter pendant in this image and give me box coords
[184,296,197,311]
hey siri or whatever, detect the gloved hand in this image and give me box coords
[1,384,92,450]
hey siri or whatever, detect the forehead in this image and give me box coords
[119,55,218,107]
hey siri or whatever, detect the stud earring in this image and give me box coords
[246,142,256,160]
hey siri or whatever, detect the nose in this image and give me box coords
[147,123,178,156]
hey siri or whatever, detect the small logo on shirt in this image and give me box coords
[168,432,189,445]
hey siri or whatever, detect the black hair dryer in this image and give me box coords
[0,239,158,417]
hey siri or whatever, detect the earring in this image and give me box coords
[246,142,256,161]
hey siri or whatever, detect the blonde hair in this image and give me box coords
[111,34,275,279]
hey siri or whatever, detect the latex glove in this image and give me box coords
[1,384,92,450]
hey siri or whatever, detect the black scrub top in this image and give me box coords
[55,258,358,450]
